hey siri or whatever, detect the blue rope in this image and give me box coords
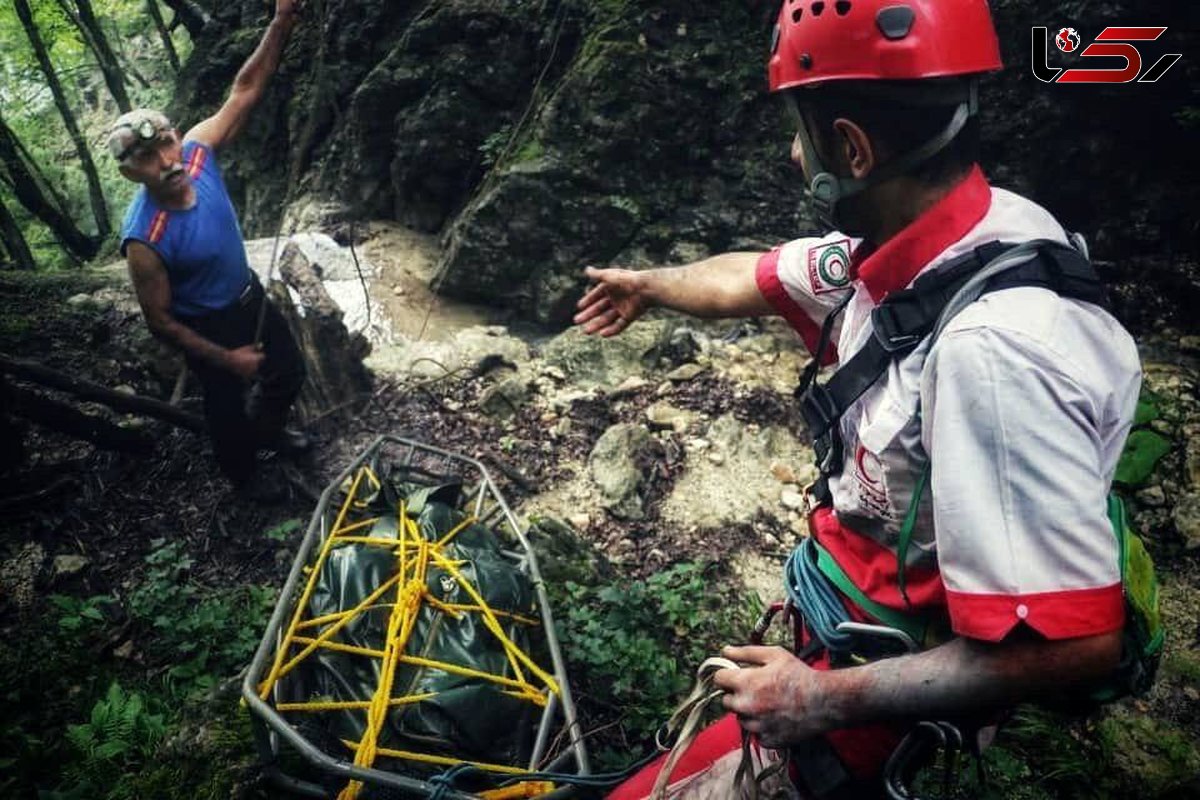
[783,537,853,653]
[428,764,480,800]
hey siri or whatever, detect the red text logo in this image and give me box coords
[1032,26,1181,84]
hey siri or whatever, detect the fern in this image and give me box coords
[58,682,166,796]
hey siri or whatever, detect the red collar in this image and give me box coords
[850,165,992,303]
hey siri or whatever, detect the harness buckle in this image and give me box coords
[870,304,925,353]
[799,384,839,436]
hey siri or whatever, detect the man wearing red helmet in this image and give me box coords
[579,1,1139,797]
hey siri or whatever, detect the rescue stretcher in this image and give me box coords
[242,436,590,799]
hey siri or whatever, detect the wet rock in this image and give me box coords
[644,402,696,432]
[1171,491,1200,549]
[666,363,707,382]
[1136,486,1166,508]
[589,423,655,520]
[478,373,531,420]
[51,555,90,583]
[542,322,668,388]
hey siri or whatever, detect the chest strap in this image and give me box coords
[797,238,1109,484]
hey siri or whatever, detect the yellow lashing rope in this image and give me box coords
[258,467,561,799]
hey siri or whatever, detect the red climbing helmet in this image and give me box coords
[768,0,1003,92]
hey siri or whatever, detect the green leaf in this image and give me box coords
[264,517,303,541]
[1115,429,1172,487]
[1133,391,1161,427]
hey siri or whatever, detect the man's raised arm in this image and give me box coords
[184,0,298,150]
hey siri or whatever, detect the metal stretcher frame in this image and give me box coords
[242,435,591,799]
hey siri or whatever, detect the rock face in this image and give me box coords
[174,1,1198,330]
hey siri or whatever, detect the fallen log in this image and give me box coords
[6,383,153,453]
[0,352,204,432]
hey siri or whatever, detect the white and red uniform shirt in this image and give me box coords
[756,165,1140,642]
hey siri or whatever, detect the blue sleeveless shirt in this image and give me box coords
[120,141,252,317]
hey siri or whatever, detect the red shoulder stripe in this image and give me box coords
[186,146,207,179]
[147,210,169,244]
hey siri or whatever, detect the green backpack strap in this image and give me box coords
[896,462,932,608]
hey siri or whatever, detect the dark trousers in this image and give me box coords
[180,279,306,485]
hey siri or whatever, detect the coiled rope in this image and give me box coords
[783,537,853,653]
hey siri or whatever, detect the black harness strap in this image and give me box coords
[796,239,1109,486]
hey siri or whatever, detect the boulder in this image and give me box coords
[478,373,531,420]
[541,321,668,388]
[589,423,656,520]
[269,241,374,423]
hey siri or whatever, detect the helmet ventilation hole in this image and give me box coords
[811,2,825,17]
[792,8,803,22]
[835,1,851,15]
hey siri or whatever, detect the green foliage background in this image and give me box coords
[0,0,189,268]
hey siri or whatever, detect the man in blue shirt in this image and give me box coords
[110,0,306,493]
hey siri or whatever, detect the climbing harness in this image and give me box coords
[796,237,1109,505]
[243,437,590,799]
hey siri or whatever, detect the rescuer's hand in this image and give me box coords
[714,644,832,748]
[226,344,266,381]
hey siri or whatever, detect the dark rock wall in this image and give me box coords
[172,0,1198,328]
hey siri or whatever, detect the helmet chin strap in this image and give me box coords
[797,83,978,233]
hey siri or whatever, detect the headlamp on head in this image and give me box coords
[107,109,174,163]
[113,120,166,162]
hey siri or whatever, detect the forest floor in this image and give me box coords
[1,263,1198,800]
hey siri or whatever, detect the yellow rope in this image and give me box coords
[261,466,562,795]
[339,739,533,776]
[276,693,435,713]
[259,468,369,699]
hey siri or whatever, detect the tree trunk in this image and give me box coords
[146,0,181,73]
[0,353,205,433]
[0,115,100,261]
[12,0,111,240]
[58,0,132,113]
[159,0,211,39]
[0,194,37,271]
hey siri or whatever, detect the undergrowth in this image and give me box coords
[1,535,279,799]
[550,561,760,770]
